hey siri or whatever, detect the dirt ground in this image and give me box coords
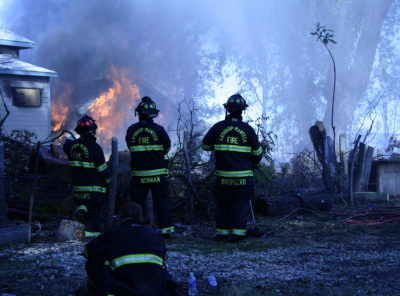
[1,201,400,296]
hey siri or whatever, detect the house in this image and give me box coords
[0,28,57,141]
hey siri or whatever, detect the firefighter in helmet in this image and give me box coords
[201,94,262,242]
[63,115,110,238]
[125,96,175,238]
[82,202,188,296]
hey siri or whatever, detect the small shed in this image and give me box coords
[0,28,57,140]
[368,159,400,196]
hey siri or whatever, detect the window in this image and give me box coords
[11,88,41,107]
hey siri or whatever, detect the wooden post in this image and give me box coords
[353,143,367,192]
[183,129,193,220]
[105,137,118,231]
[339,134,348,176]
[28,141,41,242]
[360,146,374,191]
[0,129,7,228]
[349,135,361,205]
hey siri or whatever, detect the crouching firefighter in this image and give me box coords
[63,115,110,238]
[201,94,262,242]
[125,96,176,238]
[83,202,188,296]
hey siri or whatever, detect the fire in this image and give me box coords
[88,65,141,148]
[51,83,73,132]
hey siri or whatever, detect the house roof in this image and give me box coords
[0,28,34,48]
[0,57,57,77]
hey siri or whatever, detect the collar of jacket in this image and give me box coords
[139,118,154,124]
[79,136,96,141]
[121,218,142,226]
[226,114,243,122]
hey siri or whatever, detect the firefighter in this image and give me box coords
[63,115,110,238]
[125,96,176,238]
[83,202,188,296]
[201,94,262,242]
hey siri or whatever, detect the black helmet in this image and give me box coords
[134,96,159,119]
[74,115,98,136]
[223,94,248,112]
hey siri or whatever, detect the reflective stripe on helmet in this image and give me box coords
[131,168,168,177]
[129,145,164,152]
[215,170,253,177]
[73,186,107,193]
[215,145,251,153]
[69,161,95,168]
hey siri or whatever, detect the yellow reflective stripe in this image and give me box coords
[97,163,108,172]
[85,231,100,237]
[70,161,95,168]
[201,142,212,150]
[131,168,168,177]
[73,186,107,193]
[216,229,230,235]
[215,145,251,153]
[110,254,163,270]
[251,146,262,156]
[231,229,246,235]
[106,178,111,184]
[129,145,164,152]
[215,170,253,177]
[160,226,174,234]
[76,205,87,213]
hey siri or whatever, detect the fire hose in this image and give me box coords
[293,193,400,225]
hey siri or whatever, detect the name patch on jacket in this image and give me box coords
[74,193,91,199]
[69,144,89,158]
[131,128,158,143]
[141,176,161,184]
[221,178,247,186]
[219,126,247,143]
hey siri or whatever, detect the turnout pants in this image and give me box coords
[129,175,174,234]
[214,178,254,237]
[74,193,105,237]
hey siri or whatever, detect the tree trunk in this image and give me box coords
[323,0,394,137]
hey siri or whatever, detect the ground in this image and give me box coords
[1,202,400,296]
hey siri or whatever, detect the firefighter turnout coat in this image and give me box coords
[63,137,110,202]
[201,114,262,180]
[84,219,172,296]
[201,114,262,237]
[125,120,171,179]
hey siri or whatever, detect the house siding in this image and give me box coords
[0,74,50,141]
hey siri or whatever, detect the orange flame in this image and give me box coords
[51,83,73,132]
[88,65,141,147]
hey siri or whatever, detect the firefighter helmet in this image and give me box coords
[74,115,98,136]
[223,94,248,112]
[135,96,159,118]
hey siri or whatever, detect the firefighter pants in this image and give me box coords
[74,194,104,238]
[129,175,174,234]
[214,180,254,237]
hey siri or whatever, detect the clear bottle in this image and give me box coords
[188,272,197,296]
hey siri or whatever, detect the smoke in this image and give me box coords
[0,0,397,157]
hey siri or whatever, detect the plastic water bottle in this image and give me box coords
[188,272,197,295]
[208,275,217,286]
